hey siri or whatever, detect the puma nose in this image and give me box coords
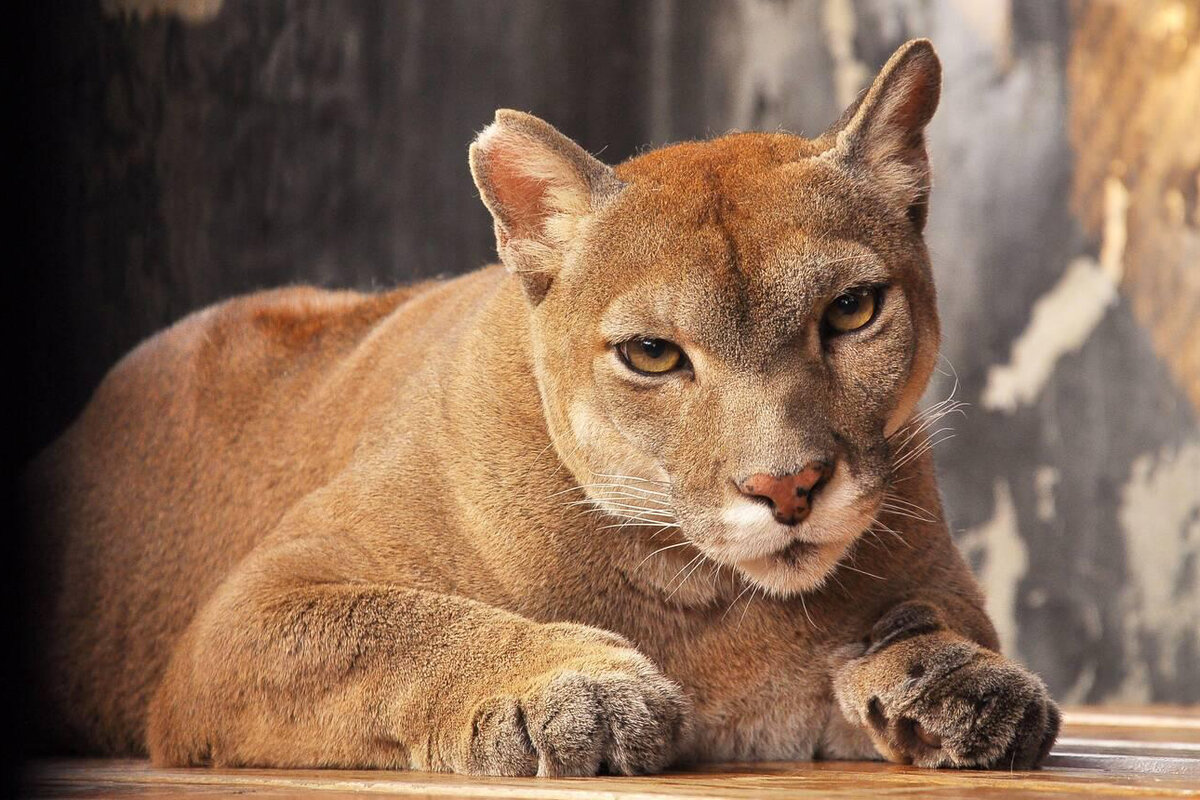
[737,462,833,526]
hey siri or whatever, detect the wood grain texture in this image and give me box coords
[22,710,1200,798]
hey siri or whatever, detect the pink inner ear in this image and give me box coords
[484,138,551,241]
[889,79,932,131]
[880,52,939,135]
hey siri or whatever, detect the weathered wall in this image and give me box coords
[18,0,1199,703]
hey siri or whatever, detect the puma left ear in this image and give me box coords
[469,110,623,303]
[827,39,941,231]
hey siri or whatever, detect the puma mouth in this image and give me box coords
[774,538,818,566]
[733,534,858,597]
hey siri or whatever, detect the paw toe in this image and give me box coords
[467,696,538,776]
[526,672,608,776]
[598,674,684,774]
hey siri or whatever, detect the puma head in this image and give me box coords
[470,40,942,597]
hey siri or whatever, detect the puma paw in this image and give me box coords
[465,648,691,776]
[836,606,1059,769]
[863,644,1059,769]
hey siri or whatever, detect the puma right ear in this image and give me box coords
[827,39,941,231]
[469,110,623,303]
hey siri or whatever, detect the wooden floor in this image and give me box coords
[24,708,1200,799]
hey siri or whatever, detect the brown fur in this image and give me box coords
[25,41,1058,774]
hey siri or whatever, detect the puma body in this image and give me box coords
[27,41,1059,773]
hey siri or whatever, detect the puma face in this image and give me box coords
[472,41,943,597]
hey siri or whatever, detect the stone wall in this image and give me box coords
[17,0,1199,703]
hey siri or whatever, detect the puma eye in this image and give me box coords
[618,338,687,375]
[823,286,881,334]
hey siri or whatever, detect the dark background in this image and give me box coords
[14,0,1199,740]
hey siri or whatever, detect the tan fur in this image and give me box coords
[25,41,1058,774]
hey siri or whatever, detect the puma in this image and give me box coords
[25,40,1059,774]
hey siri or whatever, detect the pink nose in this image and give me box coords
[737,463,833,525]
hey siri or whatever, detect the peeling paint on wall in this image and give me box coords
[946,0,1012,70]
[726,0,840,131]
[822,0,870,107]
[1034,466,1061,523]
[1115,437,1200,701]
[1057,597,1104,705]
[982,179,1129,412]
[957,479,1028,659]
[1069,0,1200,411]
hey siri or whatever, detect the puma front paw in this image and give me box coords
[464,632,692,776]
[835,603,1060,769]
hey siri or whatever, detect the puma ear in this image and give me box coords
[827,39,941,232]
[469,110,622,303]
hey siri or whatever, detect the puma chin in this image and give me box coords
[710,469,886,596]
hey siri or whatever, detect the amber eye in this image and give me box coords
[618,338,686,375]
[824,287,880,334]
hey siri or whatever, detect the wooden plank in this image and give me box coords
[23,756,1200,799]
[24,709,1200,800]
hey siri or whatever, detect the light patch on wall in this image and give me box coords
[1033,465,1060,522]
[101,0,222,22]
[982,178,1129,412]
[1114,437,1200,700]
[821,0,870,107]
[957,478,1027,657]
[947,0,1012,71]
[729,0,821,128]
